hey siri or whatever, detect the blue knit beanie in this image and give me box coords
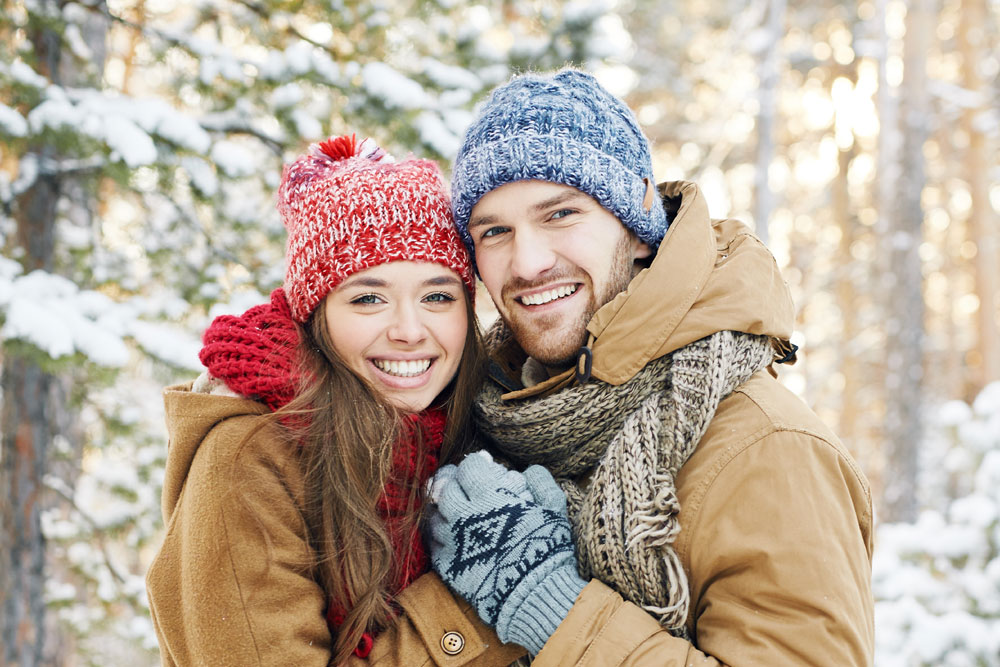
[452,68,667,257]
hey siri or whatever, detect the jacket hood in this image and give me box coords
[160,382,270,522]
[497,180,796,399]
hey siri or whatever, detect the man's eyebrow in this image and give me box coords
[468,213,497,230]
[531,190,590,212]
[468,190,590,229]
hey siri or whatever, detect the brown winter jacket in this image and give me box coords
[488,181,875,665]
[145,386,526,666]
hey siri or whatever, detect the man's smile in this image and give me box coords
[516,283,580,306]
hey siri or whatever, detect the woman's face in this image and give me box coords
[324,261,469,413]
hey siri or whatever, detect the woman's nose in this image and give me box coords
[387,304,427,344]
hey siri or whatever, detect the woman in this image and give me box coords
[145,135,526,666]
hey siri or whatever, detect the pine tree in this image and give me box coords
[1,1,629,662]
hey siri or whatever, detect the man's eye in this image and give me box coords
[424,292,457,303]
[480,226,508,239]
[351,294,381,305]
[550,208,575,220]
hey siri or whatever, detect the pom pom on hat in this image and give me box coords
[279,134,474,323]
[451,69,667,258]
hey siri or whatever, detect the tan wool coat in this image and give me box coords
[487,181,875,665]
[145,386,526,666]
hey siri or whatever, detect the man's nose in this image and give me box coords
[510,228,557,280]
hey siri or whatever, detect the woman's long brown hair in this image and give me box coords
[276,293,485,665]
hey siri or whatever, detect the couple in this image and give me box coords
[146,70,874,666]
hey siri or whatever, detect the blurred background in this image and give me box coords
[1,0,998,664]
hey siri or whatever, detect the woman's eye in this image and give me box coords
[424,292,457,303]
[351,294,382,305]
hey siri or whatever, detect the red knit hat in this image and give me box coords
[278,134,475,323]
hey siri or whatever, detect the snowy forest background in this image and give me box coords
[1,0,998,664]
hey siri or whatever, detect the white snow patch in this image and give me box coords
[362,62,430,110]
[290,108,322,141]
[421,58,481,90]
[272,83,304,108]
[105,116,158,167]
[0,103,28,137]
[154,112,211,154]
[9,60,49,89]
[415,111,460,158]
[181,156,219,197]
[210,140,257,178]
[127,319,202,371]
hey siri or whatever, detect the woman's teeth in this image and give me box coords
[520,284,577,306]
[373,359,431,377]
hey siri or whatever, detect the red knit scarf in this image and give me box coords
[200,288,445,658]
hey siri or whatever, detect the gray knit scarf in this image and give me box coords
[474,326,774,634]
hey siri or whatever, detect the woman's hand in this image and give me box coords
[427,453,587,655]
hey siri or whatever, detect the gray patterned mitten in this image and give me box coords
[428,453,587,654]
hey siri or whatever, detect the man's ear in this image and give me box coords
[632,236,653,260]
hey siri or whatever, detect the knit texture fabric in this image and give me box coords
[197,290,446,658]
[429,456,585,654]
[474,324,775,634]
[278,134,475,322]
[451,69,668,257]
[199,288,299,411]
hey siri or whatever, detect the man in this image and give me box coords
[428,69,874,665]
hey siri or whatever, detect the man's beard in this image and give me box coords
[504,233,637,369]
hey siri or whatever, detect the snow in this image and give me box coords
[209,140,258,178]
[128,320,202,371]
[154,112,211,154]
[8,59,49,89]
[207,288,269,319]
[180,156,218,197]
[290,108,322,141]
[362,62,430,110]
[271,82,304,108]
[0,268,203,370]
[106,117,159,168]
[421,58,482,91]
[415,111,461,157]
[874,384,1000,666]
[0,102,28,136]
[973,381,1000,416]
[26,88,211,167]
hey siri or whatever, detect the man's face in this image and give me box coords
[469,180,651,369]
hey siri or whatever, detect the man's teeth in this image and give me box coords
[520,284,577,306]
[373,359,432,377]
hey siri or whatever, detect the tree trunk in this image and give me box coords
[834,116,859,456]
[752,0,786,245]
[1,1,83,661]
[1,365,58,667]
[1,156,60,665]
[959,0,999,391]
[882,0,932,523]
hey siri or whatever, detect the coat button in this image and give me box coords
[440,631,465,655]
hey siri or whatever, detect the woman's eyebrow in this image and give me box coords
[339,276,388,289]
[422,276,463,288]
